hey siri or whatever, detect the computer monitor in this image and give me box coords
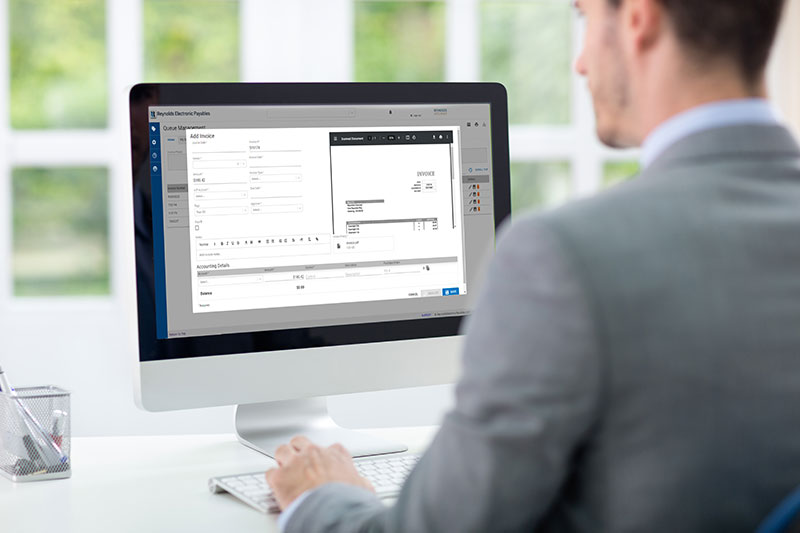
[129,83,510,458]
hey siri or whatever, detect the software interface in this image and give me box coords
[148,104,495,339]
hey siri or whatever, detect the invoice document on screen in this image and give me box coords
[185,126,466,314]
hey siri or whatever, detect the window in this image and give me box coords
[2,0,635,302]
[511,161,571,214]
[603,161,640,188]
[481,0,572,125]
[7,0,111,300]
[6,0,242,299]
[143,0,240,82]
[10,0,107,129]
[355,1,446,82]
[12,168,109,296]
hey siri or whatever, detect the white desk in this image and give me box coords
[1,426,437,533]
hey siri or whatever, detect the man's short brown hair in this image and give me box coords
[608,0,786,84]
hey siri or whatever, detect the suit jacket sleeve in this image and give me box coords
[284,216,602,532]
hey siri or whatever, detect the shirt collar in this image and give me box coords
[640,99,779,169]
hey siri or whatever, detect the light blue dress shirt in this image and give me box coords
[641,98,779,169]
[278,489,314,531]
[277,98,781,533]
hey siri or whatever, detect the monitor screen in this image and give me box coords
[131,83,510,364]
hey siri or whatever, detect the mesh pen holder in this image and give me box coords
[0,386,71,482]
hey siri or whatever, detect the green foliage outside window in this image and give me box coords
[10,0,107,129]
[481,1,572,125]
[355,1,446,82]
[144,0,240,82]
[13,168,110,297]
[511,161,572,215]
[603,160,640,188]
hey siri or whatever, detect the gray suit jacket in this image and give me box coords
[285,124,800,532]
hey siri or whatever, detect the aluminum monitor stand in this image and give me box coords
[235,398,408,459]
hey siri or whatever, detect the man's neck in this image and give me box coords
[635,60,767,143]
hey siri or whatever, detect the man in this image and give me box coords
[267,0,800,530]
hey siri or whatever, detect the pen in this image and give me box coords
[51,410,67,447]
[22,435,46,472]
[0,366,12,394]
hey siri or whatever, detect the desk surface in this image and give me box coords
[1,426,437,533]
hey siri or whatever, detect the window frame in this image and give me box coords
[30,0,800,307]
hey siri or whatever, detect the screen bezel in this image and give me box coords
[130,82,511,362]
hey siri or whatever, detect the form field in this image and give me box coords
[197,242,329,260]
[193,159,247,169]
[251,204,304,214]
[195,206,249,216]
[194,191,248,200]
[249,174,302,183]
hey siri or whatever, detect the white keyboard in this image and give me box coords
[209,453,420,514]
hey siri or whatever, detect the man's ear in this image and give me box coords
[621,0,664,54]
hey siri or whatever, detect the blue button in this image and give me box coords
[442,288,459,296]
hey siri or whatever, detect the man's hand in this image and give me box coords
[265,436,375,510]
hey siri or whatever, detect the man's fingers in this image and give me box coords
[265,468,277,486]
[290,435,314,451]
[274,443,296,466]
[308,444,324,467]
[329,442,351,460]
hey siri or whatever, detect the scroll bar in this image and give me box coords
[449,142,455,229]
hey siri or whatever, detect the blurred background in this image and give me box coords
[1,0,798,436]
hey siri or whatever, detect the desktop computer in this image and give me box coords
[129,82,510,459]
